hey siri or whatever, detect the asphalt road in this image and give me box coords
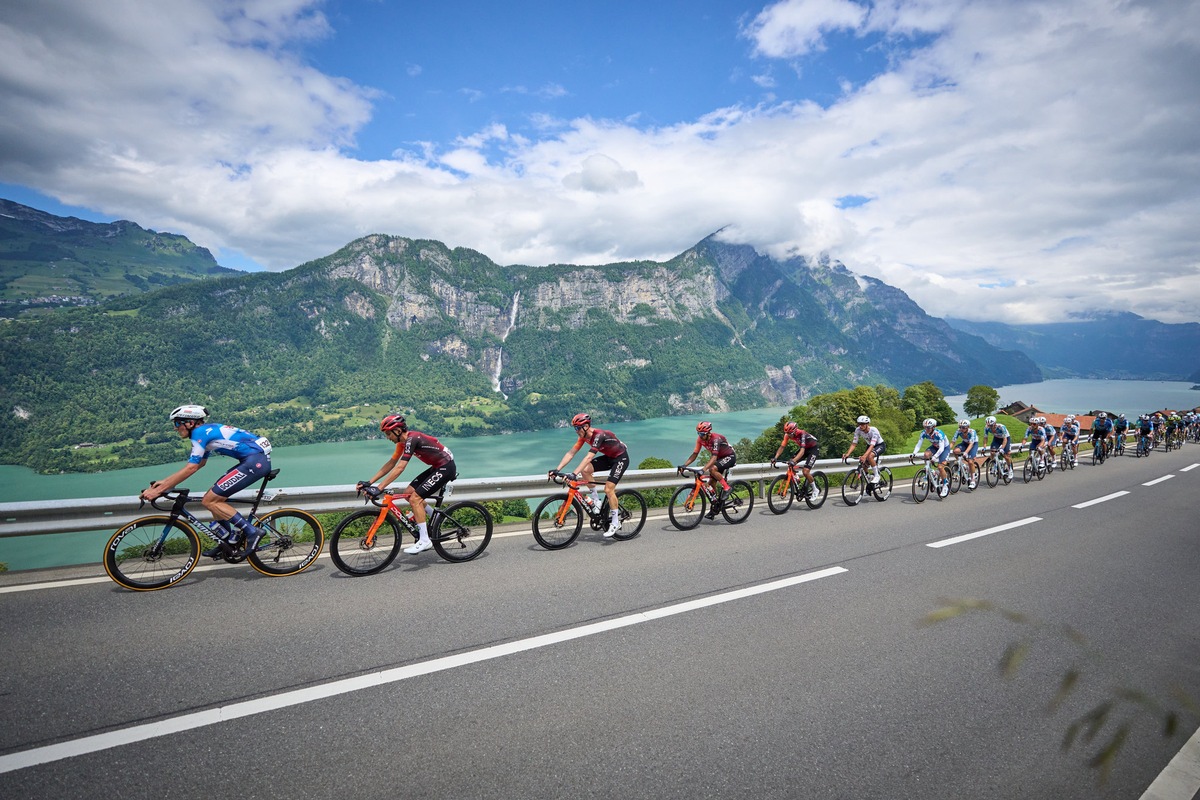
[1,446,1198,799]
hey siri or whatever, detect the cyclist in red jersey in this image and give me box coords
[680,421,736,516]
[552,413,628,537]
[772,421,819,487]
[357,414,457,555]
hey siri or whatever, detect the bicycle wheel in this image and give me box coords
[431,501,493,561]
[329,509,402,576]
[872,467,893,501]
[609,489,647,540]
[766,474,794,514]
[841,471,865,506]
[967,461,981,489]
[912,471,929,503]
[532,495,583,549]
[247,509,324,577]
[985,460,1000,488]
[804,472,829,509]
[720,480,754,524]
[1023,458,1035,483]
[668,485,705,529]
[104,516,200,591]
[948,466,962,494]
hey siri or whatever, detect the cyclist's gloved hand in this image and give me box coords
[361,485,382,498]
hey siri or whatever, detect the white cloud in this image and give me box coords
[0,0,1198,324]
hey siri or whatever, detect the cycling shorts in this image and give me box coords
[990,437,1010,454]
[924,445,948,464]
[211,454,272,498]
[591,452,630,485]
[1061,432,1076,441]
[714,454,737,475]
[955,443,978,459]
[410,462,457,499]
[796,445,819,470]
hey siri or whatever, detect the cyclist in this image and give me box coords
[357,414,457,555]
[1041,417,1059,471]
[913,419,951,497]
[552,413,627,537]
[1167,414,1181,447]
[952,420,980,489]
[1059,415,1080,465]
[1019,417,1050,469]
[842,415,886,485]
[1090,412,1113,459]
[141,405,272,558]
[1138,414,1155,451]
[985,416,1014,478]
[1112,413,1129,453]
[772,421,820,494]
[680,421,737,519]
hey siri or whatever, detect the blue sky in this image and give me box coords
[1,0,1198,323]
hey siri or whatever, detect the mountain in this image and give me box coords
[945,312,1200,380]
[0,229,1040,473]
[0,198,240,310]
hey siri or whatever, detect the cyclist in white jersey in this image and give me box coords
[842,415,886,484]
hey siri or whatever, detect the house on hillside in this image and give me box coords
[1000,401,1044,424]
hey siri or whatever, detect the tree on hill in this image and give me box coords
[964,384,1000,418]
[901,381,957,427]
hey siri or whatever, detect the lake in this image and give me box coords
[943,378,1199,420]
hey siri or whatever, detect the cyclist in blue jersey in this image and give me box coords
[141,405,273,557]
[985,416,1014,478]
[1020,416,1050,465]
[1112,414,1129,453]
[913,418,951,497]
[1059,415,1080,465]
[1041,418,1060,471]
[952,420,980,488]
[1091,412,1114,458]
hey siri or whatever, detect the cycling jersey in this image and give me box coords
[392,431,454,468]
[986,423,1009,440]
[697,432,735,459]
[914,428,950,456]
[851,426,885,448]
[1059,422,1079,440]
[187,423,271,465]
[1024,425,1044,442]
[582,427,628,459]
[1092,419,1113,436]
[782,431,818,451]
[955,428,979,457]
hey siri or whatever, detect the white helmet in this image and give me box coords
[923,418,937,428]
[856,415,871,424]
[169,404,208,422]
[1065,415,1075,422]
[1098,412,1107,419]
[985,416,997,425]
[958,419,970,428]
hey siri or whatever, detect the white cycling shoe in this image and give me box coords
[404,539,433,555]
[603,521,622,539]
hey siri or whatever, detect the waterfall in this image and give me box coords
[491,291,520,399]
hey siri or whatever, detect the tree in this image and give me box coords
[901,381,956,427]
[964,384,1000,418]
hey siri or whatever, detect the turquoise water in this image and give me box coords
[944,378,1199,420]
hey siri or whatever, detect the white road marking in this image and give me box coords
[926,517,1043,548]
[0,566,849,774]
[1143,475,1175,487]
[1072,491,1130,509]
[1140,724,1200,800]
[1178,463,1197,472]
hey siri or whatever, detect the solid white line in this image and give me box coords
[1072,491,1130,509]
[1143,475,1175,487]
[0,565,848,774]
[926,517,1043,548]
[1140,724,1200,800]
[1179,463,1198,473]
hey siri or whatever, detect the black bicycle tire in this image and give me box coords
[721,480,754,524]
[872,468,893,501]
[766,474,794,514]
[912,470,929,503]
[610,489,647,540]
[104,515,200,591]
[329,508,403,576]
[842,470,865,506]
[247,508,324,577]
[668,485,705,529]
[430,500,493,561]
[532,495,583,549]
[804,472,829,509]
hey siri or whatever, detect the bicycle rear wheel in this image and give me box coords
[804,472,829,509]
[532,495,583,549]
[720,480,754,524]
[329,509,402,576]
[872,468,893,501]
[610,489,647,540]
[668,485,705,529]
[766,474,794,514]
[104,516,200,591]
[247,508,324,577]
[431,501,493,562]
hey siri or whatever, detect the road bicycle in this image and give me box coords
[532,471,646,548]
[1090,435,1109,466]
[766,460,828,514]
[329,485,493,575]
[1135,433,1153,458]
[103,469,324,591]
[1056,439,1078,471]
[1112,432,1126,457]
[947,453,982,493]
[839,458,893,506]
[667,466,754,529]
[909,455,951,503]
[1023,447,1050,482]
[982,447,1016,488]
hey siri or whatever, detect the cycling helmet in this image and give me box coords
[1118,413,1126,419]
[380,414,407,433]
[1098,412,1107,419]
[985,416,997,425]
[169,404,208,423]
[696,421,713,435]
[958,419,970,428]
[856,415,871,424]
[571,413,591,428]
[1065,415,1075,422]
[783,421,799,435]
[923,418,937,428]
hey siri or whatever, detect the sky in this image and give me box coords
[1,0,1198,324]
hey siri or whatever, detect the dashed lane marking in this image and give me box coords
[926,517,1043,548]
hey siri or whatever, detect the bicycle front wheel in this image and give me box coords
[329,509,402,576]
[985,460,1000,488]
[532,495,583,549]
[104,516,200,591]
[610,489,647,540]
[912,471,929,503]
[720,480,754,525]
[804,472,829,509]
[668,485,705,529]
[432,501,493,562]
[948,466,962,494]
[1023,458,1035,483]
[766,474,794,515]
[247,508,324,577]
[842,471,865,506]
